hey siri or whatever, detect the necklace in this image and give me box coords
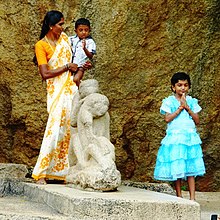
[45,36,56,51]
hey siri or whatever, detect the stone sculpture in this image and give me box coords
[66,79,121,191]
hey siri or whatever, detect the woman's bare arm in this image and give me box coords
[38,63,78,80]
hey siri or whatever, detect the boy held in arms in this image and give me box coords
[69,18,96,87]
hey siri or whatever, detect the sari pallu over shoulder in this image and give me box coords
[46,32,76,113]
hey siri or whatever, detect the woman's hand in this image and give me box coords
[69,63,78,72]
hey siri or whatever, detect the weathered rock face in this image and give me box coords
[0,0,219,191]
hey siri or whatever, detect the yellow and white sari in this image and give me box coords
[32,32,78,181]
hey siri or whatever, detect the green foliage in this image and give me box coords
[181,185,187,191]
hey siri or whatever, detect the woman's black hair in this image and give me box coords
[33,10,64,65]
[171,72,191,90]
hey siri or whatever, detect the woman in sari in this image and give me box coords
[32,10,89,184]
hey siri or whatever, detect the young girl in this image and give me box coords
[154,72,206,200]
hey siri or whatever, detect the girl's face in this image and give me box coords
[172,80,190,96]
[75,24,90,39]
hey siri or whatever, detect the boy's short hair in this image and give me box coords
[75,18,90,29]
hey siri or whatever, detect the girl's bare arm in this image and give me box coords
[184,105,200,125]
[164,106,184,123]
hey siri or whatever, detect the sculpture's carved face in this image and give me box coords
[79,79,99,99]
[91,100,109,117]
[86,95,109,117]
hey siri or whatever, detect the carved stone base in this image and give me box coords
[66,164,121,192]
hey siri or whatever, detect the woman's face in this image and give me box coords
[51,17,64,37]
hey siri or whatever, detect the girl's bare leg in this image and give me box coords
[187,176,195,200]
[175,178,182,197]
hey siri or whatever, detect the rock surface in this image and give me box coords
[0,163,28,179]
[0,0,220,191]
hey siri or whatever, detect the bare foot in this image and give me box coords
[36,178,47,185]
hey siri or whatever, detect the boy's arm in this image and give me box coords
[82,39,95,59]
[83,47,94,59]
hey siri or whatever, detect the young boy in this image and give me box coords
[69,18,96,87]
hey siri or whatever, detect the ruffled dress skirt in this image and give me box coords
[154,128,206,181]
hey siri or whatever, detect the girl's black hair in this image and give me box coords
[171,72,191,88]
[75,18,90,29]
[33,10,64,65]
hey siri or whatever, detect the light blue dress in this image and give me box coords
[154,95,206,181]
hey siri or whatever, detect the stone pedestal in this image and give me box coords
[0,181,201,220]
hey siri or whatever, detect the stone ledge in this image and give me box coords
[0,179,200,220]
[0,213,66,220]
[121,180,175,195]
[0,163,28,179]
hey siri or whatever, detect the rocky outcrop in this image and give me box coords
[0,0,219,191]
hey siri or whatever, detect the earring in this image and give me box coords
[50,27,52,30]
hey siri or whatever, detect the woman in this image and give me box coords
[32,10,90,184]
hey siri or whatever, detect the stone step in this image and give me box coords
[0,195,68,220]
[1,179,200,220]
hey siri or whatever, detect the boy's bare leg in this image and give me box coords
[73,68,84,87]
[175,178,182,197]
